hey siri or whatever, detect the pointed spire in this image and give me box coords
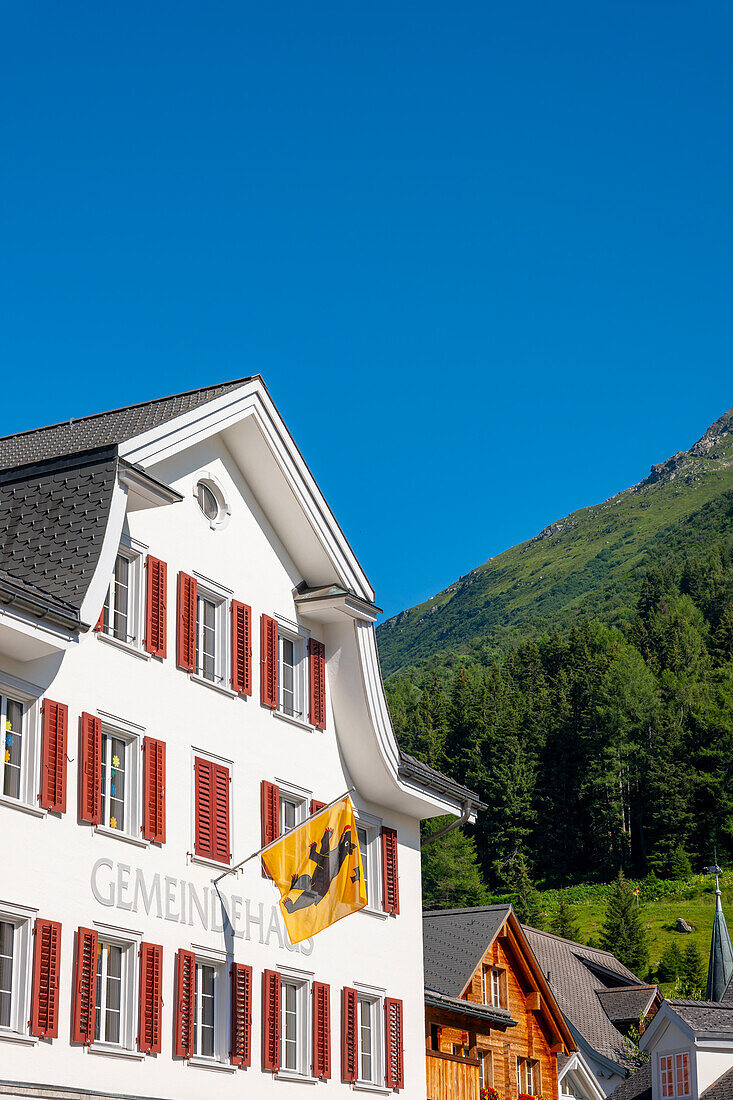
[706,865,733,1001]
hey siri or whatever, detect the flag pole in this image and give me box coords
[212,785,356,885]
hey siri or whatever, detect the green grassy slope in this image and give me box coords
[378,409,733,677]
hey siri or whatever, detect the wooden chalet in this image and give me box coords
[424,905,577,1100]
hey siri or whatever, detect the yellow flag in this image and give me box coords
[262,797,367,944]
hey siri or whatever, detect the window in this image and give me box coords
[517,1057,539,1095]
[95,941,125,1045]
[660,1052,691,1098]
[1,696,23,802]
[194,584,227,685]
[0,922,14,1028]
[194,476,229,531]
[0,908,32,1036]
[277,625,307,721]
[482,966,504,1008]
[479,1050,493,1088]
[97,720,141,838]
[356,819,381,910]
[277,783,309,837]
[194,961,216,1058]
[357,993,381,1086]
[100,549,142,647]
[281,975,309,1076]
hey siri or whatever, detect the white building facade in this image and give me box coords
[0,377,478,1100]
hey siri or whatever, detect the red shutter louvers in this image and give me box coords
[384,997,405,1089]
[138,942,163,1054]
[79,712,101,825]
[144,556,167,658]
[72,926,98,1044]
[176,572,197,672]
[310,799,326,815]
[29,918,62,1039]
[261,779,279,877]
[262,969,281,1072]
[39,699,68,813]
[142,736,166,844]
[260,614,278,708]
[174,948,196,1058]
[194,756,230,863]
[231,600,252,695]
[381,826,400,915]
[312,980,331,1079]
[341,986,358,1082]
[230,962,253,1067]
[308,639,326,729]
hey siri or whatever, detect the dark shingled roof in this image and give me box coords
[423,906,510,997]
[667,999,733,1036]
[399,753,485,808]
[0,378,255,470]
[523,925,647,1072]
[611,1061,652,1100]
[0,449,119,628]
[704,1066,733,1099]
[596,986,658,1023]
[424,988,516,1029]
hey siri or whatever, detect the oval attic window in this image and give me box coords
[196,480,220,523]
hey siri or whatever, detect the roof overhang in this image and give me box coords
[558,1051,609,1100]
[424,989,517,1029]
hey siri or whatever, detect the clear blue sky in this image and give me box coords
[1,2,731,618]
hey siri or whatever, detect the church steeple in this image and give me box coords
[706,865,733,1001]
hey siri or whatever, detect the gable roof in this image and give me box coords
[523,925,648,1073]
[0,378,255,471]
[667,998,733,1037]
[595,986,659,1024]
[423,905,511,997]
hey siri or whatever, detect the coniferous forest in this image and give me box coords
[387,546,733,902]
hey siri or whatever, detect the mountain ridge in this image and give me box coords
[377,407,733,677]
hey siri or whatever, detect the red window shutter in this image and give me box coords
[381,826,400,915]
[262,969,281,1072]
[384,997,405,1089]
[212,762,231,864]
[138,942,163,1054]
[312,980,331,1080]
[260,614,278,708]
[176,571,197,672]
[29,918,62,1038]
[231,600,252,695]
[261,780,280,846]
[78,712,101,825]
[310,799,326,815]
[72,926,98,1044]
[144,556,167,658]
[142,736,166,844]
[308,639,326,729]
[341,986,358,1082]
[39,699,68,813]
[94,606,105,632]
[174,948,196,1058]
[230,962,253,1067]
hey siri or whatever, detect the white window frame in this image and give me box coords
[479,1048,492,1089]
[192,472,231,532]
[190,747,234,871]
[274,615,310,727]
[95,713,143,845]
[277,966,312,1080]
[517,1055,539,1095]
[189,945,230,1068]
[191,573,231,692]
[354,985,384,1089]
[98,540,144,654]
[482,965,503,1008]
[355,810,383,913]
[0,901,35,1042]
[0,671,42,815]
[90,924,141,1055]
[276,779,311,837]
[659,1050,692,1099]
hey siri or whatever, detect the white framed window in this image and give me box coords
[660,1051,691,1098]
[193,474,230,532]
[479,1049,492,1088]
[190,949,228,1064]
[0,903,34,1038]
[275,779,311,838]
[193,574,230,687]
[280,973,310,1077]
[91,925,139,1053]
[356,991,383,1087]
[355,812,382,911]
[517,1056,539,1095]
[482,965,504,1008]
[0,672,41,811]
[100,546,143,648]
[275,618,309,722]
[97,714,142,840]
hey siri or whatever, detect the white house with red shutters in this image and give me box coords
[0,377,480,1100]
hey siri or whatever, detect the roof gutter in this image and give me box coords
[421,798,474,848]
[0,577,81,634]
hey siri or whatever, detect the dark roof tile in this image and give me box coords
[611,1061,652,1100]
[423,906,511,997]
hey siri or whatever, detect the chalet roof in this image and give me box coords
[0,377,255,470]
[0,448,120,630]
[523,925,646,1072]
[423,906,511,997]
[703,1066,733,1099]
[595,986,659,1023]
[707,889,733,1002]
[667,998,733,1036]
[610,1061,652,1100]
[424,988,516,1029]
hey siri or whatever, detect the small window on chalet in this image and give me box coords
[482,965,505,1008]
[517,1056,540,1096]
